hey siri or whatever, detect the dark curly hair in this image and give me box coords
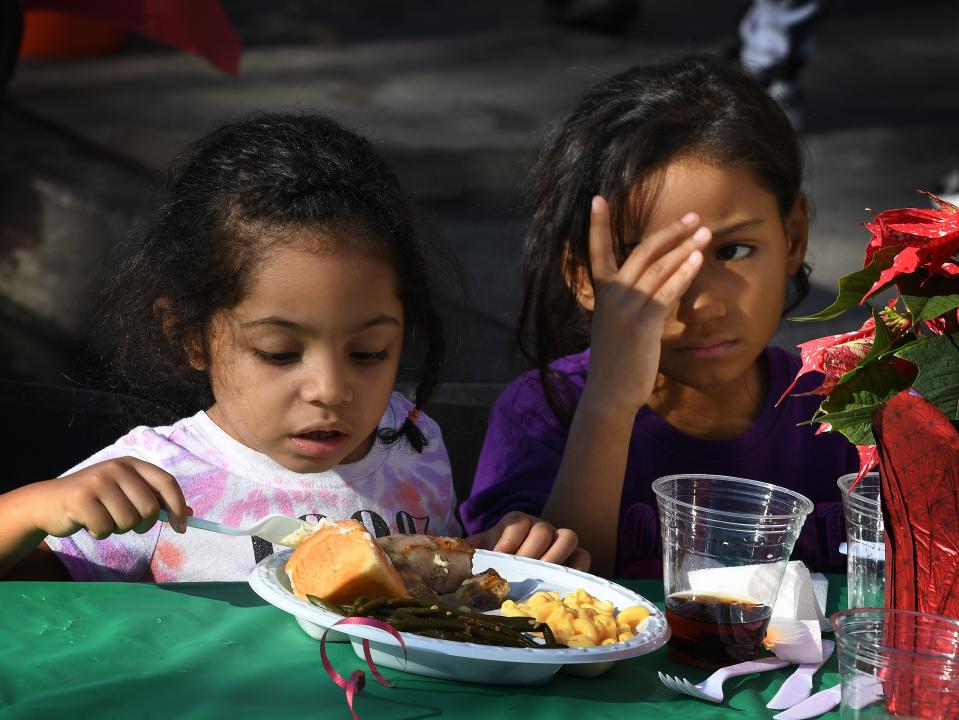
[518,54,811,424]
[98,112,446,452]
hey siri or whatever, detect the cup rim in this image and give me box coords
[837,472,881,507]
[652,473,814,521]
[831,608,959,662]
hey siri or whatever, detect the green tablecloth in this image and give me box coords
[1,577,845,719]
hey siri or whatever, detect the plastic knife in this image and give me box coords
[772,684,841,720]
[767,639,835,709]
[773,676,883,720]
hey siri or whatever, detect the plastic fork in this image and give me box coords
[658,656,792,703]
[158,510,314,547]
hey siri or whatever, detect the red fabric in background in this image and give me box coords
[21,0,241,74]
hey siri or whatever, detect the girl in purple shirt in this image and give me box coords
[461,55,858,578]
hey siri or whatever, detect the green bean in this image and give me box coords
[346,596,370,615]
[306,595,348,616]
[384,597,433,609]
[390,617,467,633]
[351,597,394,615]
[534,622,566,648]
[458,613,533,632]
[391,606,450,618]
[468,626,535,648]
[335,595,569,649]
[495,616,539,630]
[412,629,476,643]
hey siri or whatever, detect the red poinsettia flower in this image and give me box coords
[861,194,959,297]
[851,444,880,487]
[777,317,876,405]
[785,191,959,497]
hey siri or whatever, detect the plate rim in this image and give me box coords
[248,547,670,665]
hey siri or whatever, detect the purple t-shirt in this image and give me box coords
[461,346,859,578]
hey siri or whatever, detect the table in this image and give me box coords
[1,577,845,719]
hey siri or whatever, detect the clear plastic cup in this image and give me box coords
[652,474,813,669]
[832,608,959,719]
[838,472,885,610]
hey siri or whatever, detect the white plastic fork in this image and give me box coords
[157,510,314,547]
[658,656,792,702]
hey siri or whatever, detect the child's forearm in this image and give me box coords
[540,387,636,578]
[0,483,51,577]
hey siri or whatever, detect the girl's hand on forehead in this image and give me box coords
[31,457,192,539]
[585,196,711,416]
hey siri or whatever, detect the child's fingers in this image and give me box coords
[86,482,143,537]
[628,227,710,305]
[617,213,703,288]
[587,196,619,287]
[486,511,535,554]
[126,458,190,532]
[643,248,705,320]
[113,472,167,534]
[512,520,561,560]
[537,527,581,566]
[564,548,591,572]
[70,498,117,540]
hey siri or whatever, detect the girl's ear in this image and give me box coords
[562,247,596,311]
[784,193,810,276]
[154,298,206,371]
[183,333,207,371]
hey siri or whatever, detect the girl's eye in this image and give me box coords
[716,243,753,261]
[254,350,300,365]
[351,350,389,365]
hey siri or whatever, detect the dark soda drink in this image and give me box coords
[664,592,773,669]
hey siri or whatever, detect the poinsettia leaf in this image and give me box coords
[812,413,875,447]
[829,352,915,398]
[813,360,914,445]
[791,247,899,322]
[860,307,895,364]
[896,268,959,297]
[895,332,959,422]
[918,189,959,215]
[902,293,959,323]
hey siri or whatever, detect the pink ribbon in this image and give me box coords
[320,616,408,720]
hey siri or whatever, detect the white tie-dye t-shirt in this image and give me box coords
[45,393,457,582]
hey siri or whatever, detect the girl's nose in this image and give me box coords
[300,357,353,407]
[677,271,727,324]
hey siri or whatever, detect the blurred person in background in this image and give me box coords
[546,0,826,130]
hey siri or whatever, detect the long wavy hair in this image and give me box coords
[518,54,810,425]
[98,112,449,452]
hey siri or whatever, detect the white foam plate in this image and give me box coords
[248,548,670,685]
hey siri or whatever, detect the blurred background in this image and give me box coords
[1,0,958,487]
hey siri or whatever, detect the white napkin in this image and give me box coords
[685,560,828,664]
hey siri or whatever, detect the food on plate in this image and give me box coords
[277,517,331,547]
[286,519,573,647]
[285,519,511,612]
[374,534,509,609]
[449,567,511,611]
[501,588,650,647]
[376,533,475,595]
[306,594,567,648]
[285,519,408,604]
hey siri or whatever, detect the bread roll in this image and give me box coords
[285,519,408,604]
